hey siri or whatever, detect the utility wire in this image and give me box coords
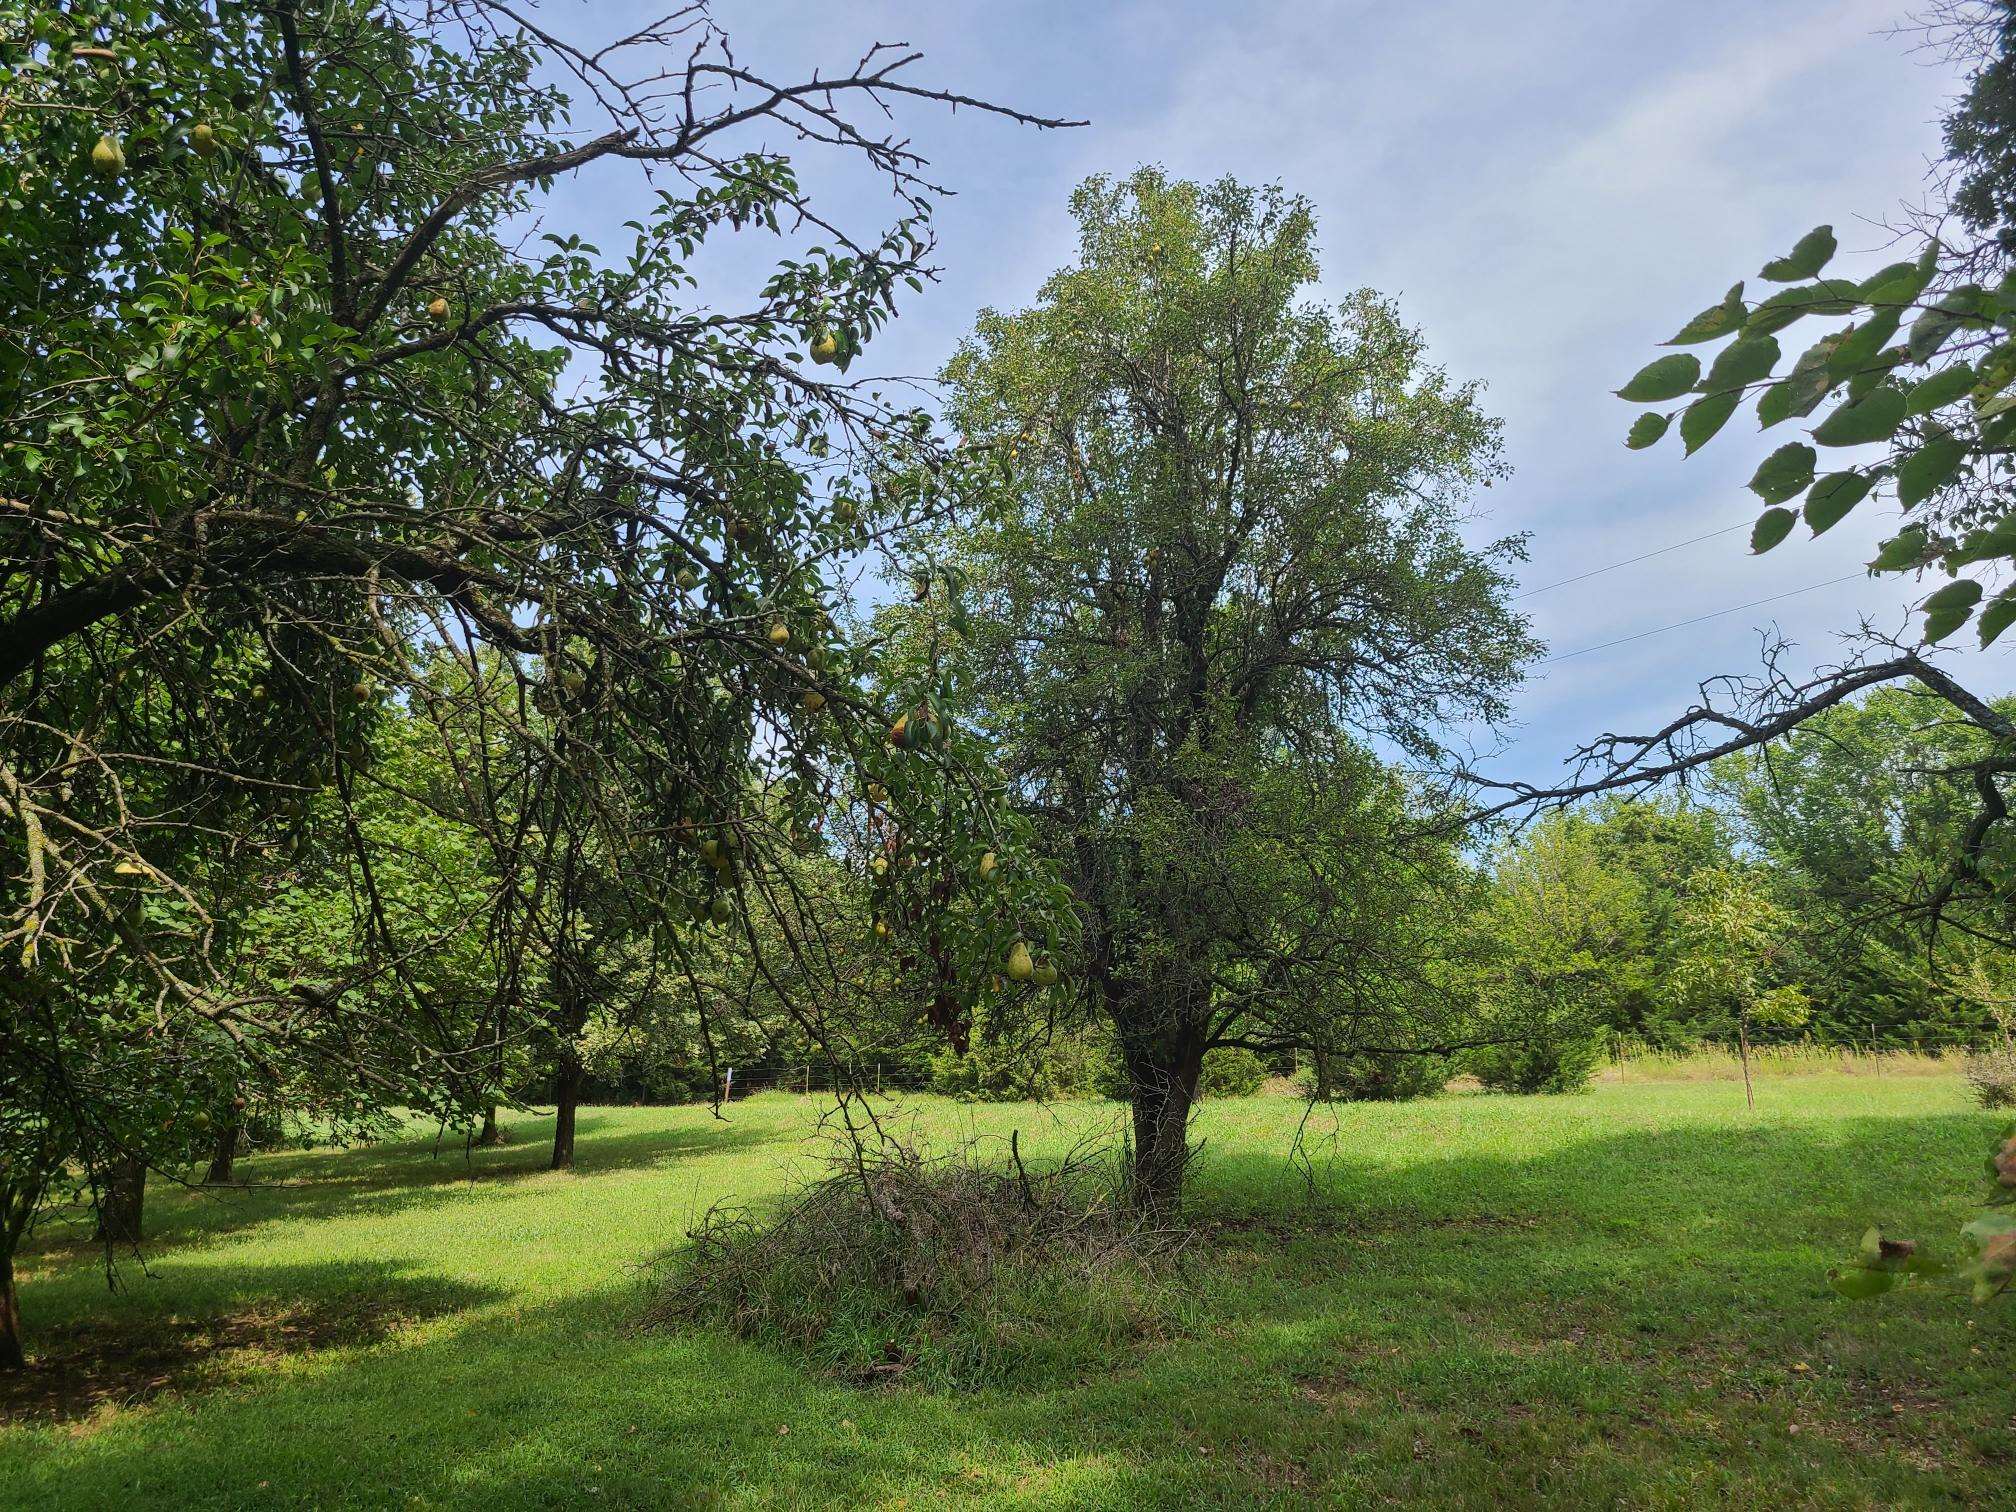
[1514,522,1750,601]
[1543,573,1865,663]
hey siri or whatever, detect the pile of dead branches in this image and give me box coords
[644,1134,1187,1384]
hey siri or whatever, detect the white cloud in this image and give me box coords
[529,1,2011,781]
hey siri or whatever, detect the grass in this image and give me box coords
[2,1075,2011,1508]
[1602,1044,1965,1083]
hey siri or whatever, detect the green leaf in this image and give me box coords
[1758,336,1843,428]
[1748,442,1816,504]
[1789,328,1849,372]
[1905,363,1976,416]
[1761,224,1836,282]
[1701,333,1779,393]
[1976,341,2016,398]
[1922,578,1983,615]
[1909,308,1963,365]
[1858,260,1931,305]
[1825,309,1902,381]
[1746,279,1863,334]
[1750,507,1797,553]
[1962,1211,2016,1248]
[1924,605,1976,644]
[1666,282,1747,345]
[1828,1265,1895,1300]
[1803,471,1871,535]
[1624,412,1671,449]
[1757,370,1831,428]
[1680,391,1740,455]
[1618,352,1702,402]
[1812,387,1905,447]
[1869,526,1929,572]
[1978,591,2016,647]
[1845,348,1908,402]
[1895,429,1966,508]
[1949,518,2016,566]
[1908,289,1983,364]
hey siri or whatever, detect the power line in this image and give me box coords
[1543,573,1865,664]
[1514,522,1750,601]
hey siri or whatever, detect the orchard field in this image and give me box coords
[14,4,2016,1507]
[3,1073,2010,1510]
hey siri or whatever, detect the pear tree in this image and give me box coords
[0,0,1074,1367]
[909,171,1535,1213]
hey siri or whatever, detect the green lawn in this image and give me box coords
[2,1077,2011,1508]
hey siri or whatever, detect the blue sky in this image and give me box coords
[535,0,1999,787]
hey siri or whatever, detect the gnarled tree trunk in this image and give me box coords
[1125,1039,1205,1219]
[95,1156,145,1246]
[477,1104,501,1146]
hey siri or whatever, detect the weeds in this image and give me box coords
[1963,1048,2016,1110]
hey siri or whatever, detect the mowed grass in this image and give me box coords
[2,1076,2012,1508]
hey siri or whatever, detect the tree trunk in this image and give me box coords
[1312,1045,1335,1102]
[551,1048,583,1171]
[2,1171,47,1371]
[1127,1043,1204,1219]
[477,1104,501,1147]
[0,1248,22,1371]
[95,1156,145,1246]
[1738,1018,1756,1112]
[203,1117,240,1185]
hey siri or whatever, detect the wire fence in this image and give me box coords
[714,1062,943,1099]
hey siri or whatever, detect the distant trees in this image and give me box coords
[1467,813,1638,1093]
[1466,731,2016,1087]
[1709,685,2016,1045]
[912,170,1534,1212]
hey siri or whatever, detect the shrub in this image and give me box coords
[928,1029,1112,1102]
[578,1019,718,1103]
[1469,1032,1605,1096]
[1197,1047,1268,1098]
[1966,1048,2016,1110]
[645,1141,1185,1386]
[1298,1050,1448,1102]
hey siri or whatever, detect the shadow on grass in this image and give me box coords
[5,1108,2011,1508]
[0,1260,504,1428]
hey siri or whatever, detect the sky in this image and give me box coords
[531,0,2000,789]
